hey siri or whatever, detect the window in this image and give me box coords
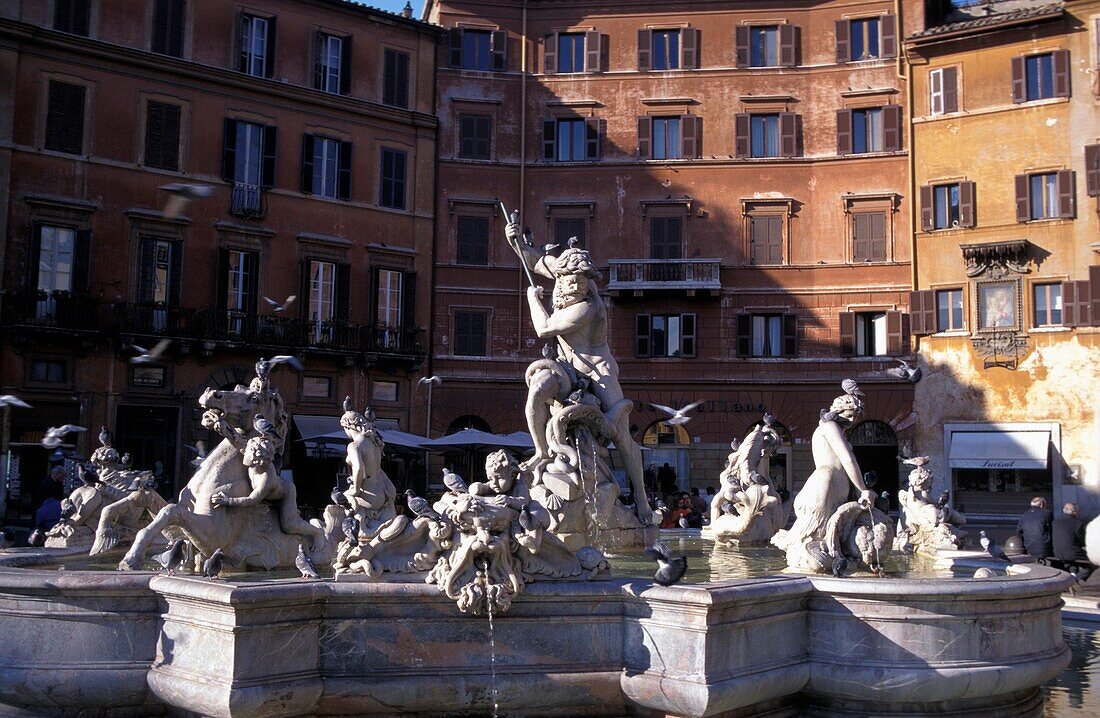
[752,314,783,357]
[652,30,680,70]
[920,181,974,231]
[222,119,276,188]
[934,184,960,228]
[302,376,332,398]
[220,248,257,333]
[314,33,350,95]
[929,67,959,115]
[837,105,902,155]
[749,215,782,265]
[936,288,964,331]
[852,211,886,262]
[638,28,698,71]
[839,310,906,356]
[36,225,76,296]
[558,33,585,73]
[456,216,489,265]
[144,101,181,171]
[307,260,336,323]
[836,15,896,63]
[544,31,602,74]
[750,114,779,158]
[238,14,274,78]
[448,29,506,71]
[383,49,410,108]
[649,216,682,280]
[301,135,351,200]
[44,81,85,155]
[453,311,487,356]
[138,237,182,306]
[151,0,185,57]
[373,381,398,402]
[1016,171,1074,222]
[736,25,797,68]
[1012,51,1070,103]
[1033,284,1062,327]
[638,115,701,159]
[54,0,90,35]
[379,148,407,210]
[750,27,778,67]
[542,117,599,161]
[856,312,887,355]
[554,217,586,248]
[30,360,67,384]
[1086,144,1100,197]
[653,117,681,159]
[31,223,89,318]
[852,108,882,153]
[300,260,349,336]
[636,314,696,358]
[735,113,800,158]
[458,114,491,159]
[376,269,403,328]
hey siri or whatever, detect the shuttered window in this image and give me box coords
[314,33,351,95]
[44,81,85,155]
[152,0,185,57]
[144,101,181,171]
[735,313,796,357]
[137,237,183,307]
[749,215,783,265]
[449,29,506,71]
[839,311,906,356]
[383,48,409,107]
[636,314,696,358]
[852,211,886,262]
[379,148,407,210]
[53,0,90,35]
[1016,171,1074,221]
[936,288,964,331]
[908,290,936,335]
[454,311,488,356]
[1033,283,1062,327]
[458,114,492,160]
[929,67,959,115]
[456,216,490,266]
[300,134,351,200]
[836,15,895,63]
[651,29,680,70]
[238,14,275,78]
[1085,145,1100,197]
[222,119,277,188]
[1061,280,1092,328]
[738,25,799,68]
[544,117,599,161]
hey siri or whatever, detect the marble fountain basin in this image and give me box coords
[0,548,1072,718]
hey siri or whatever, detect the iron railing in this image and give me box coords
[230,182,265,219]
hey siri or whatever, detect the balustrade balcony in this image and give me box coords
[607,258,722,292]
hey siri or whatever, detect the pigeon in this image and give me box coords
[863,470,878,489]
[120,453,133,470]
[253,414,277,438]
[935,490,951,509]
[540,243,560,255]
[267,355,304,372]
[41,424,86,449]
[875,491,891,514]
[442,468,467,494]
[749,471,770,486]
[649,401,704,426]
[126,474,152,492]
[0,395,32,409]
[343,396,354,412]
[130,339,171,364]
[979,531,1010,562]
[159,182,214,219]
[1,530,15,549]
[841,378,864,397]
[830,556,849,577]
[518,506,533,531]
[678,516,690,529]
[566,236,582,249]
[296,544,320,580]
[404,489,438,520]
[902,455,931,467]
[762,412,776,427]
[644,540,688,587]
[185,441,208,468]
[98,426,113,448]
[887,359,923,383]
[330,485,351,509]
[202,548,225,579]
[263,294,297,313]
[156,538,187,575]
[541,343,556,359]
[77,464,99,486]
[417,375,442,388]
[59,502,76,521]
[341,516,360,545]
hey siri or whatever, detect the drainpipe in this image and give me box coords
[518,0,529,356]
[426,24,440,437]
[897,0,918,292]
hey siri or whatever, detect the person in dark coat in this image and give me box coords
[1016,497,1053,560]
[1052,502,1094,581]
[657,463,677,498]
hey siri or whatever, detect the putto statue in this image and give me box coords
[339,398,397,540]
[334,446,607,615]
[771,380,894,575]
[503,213,657,550]
[893,456,967,553]
[705,415,790,544]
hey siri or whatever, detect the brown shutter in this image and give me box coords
[585,117,600,160]
[681,28,699,70]
[585,31,602,72]
[1057,169,1075,218]
[782,314,798,357]
[1090,265,1100,327]
[768,216,783,264]
[883,104,902,152]
[1052,49,1071,98]
[919,185,934,231]
[636,314,651,357]
[681,115,700,158]
[780,112,799,157]
[1011,56,1025,103]
[836,109,852,155]
[909,290,935,335]
[1086,144,1100,196]
[638,29,651,71]
[870,211,886,261]
[839,312,855,356]
[542,118,556,160]
[779,24,797,67]
[1015,174,1030,222]
[835,19,850,64]
[1062,281,1090,327]
[637,116,651,158]
[958,181,976,228]
[448,28,464,67]
[853,213,870,261]
[736,314,751,357]
[543,33,557,74]
[491,30,507,71]
[880,14,897,59]
[886,310,907,356]
[735,26,750,67]
[734,113,750,158]
[943,67,959,113]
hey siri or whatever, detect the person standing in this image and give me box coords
[657,462,677,499]
[1052,503,1094,581]
[1016,497,1054,560]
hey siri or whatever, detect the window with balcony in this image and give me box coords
[840,310,906,356]
[649,216,683,278]
[238,14,274,78]
[448,28,506,71]
[314,33,350,95]
[144,101,181,171]
[456,216,489,265]
[222,119,276,217]
[837,105,901,155]
[458,114,491,159]
[852,211,886,262]
[54,0,90,36]
[542,117,599,161]
[37,226,75,300]
[383,48,410,107]
[151,0,185,56]
[936,288,964,332]
[836,15,895,63]
[636,313,696,358]
[376,268,403,329]
[301,134,351,200]
[217,248,257,335]
[33,223,89,320]
[306,259,335,341]
[735,313,797,357]
[453,310,488,356]
[44,81,86,155]
[1012,51,1070,103]
[137,237,182,307]
[749,215,782,265]
[372,267,415,351]
[380,148,407,210]
[1033,283,1062,327]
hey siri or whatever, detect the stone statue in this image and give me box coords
[705,417,790,544]
[89,471,169,555]
[504,218,656,550]
[335,449,607,615]
[44,465,125,549]
[339,398,397,541]
[118,361,337,571]
[893,456,967,553]
[771,380,893,574]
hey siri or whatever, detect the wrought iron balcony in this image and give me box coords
[1,291,100,331]
[230,183,265,220]
[607,258,722,292]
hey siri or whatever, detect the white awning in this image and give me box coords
[948,431,1050,470]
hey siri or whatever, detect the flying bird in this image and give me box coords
[156,538,187,575]
[979,531,1010,562]
[41,424,86,449]
[341,516,360,545]
[159,182,214,219]
[253,414,277,438]
[442,468,468,494]
[650,401,704,426]
[263,294,297,313]
[130,339,171,364]
[540,243,560,255]
[185,441,208,468]
[296,544,320,580]
[0,395,32,409]
[902,455,931,468]
[644,540,688,587]
[202,548,225,579]
[405,489,439,520]
[887,359,923,383]
[267,355,304,372]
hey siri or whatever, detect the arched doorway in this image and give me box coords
[641,421,690,495]
[641,420,690,446]
[849,420,899,510]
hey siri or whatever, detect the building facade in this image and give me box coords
[0,0,439,516]
[906,0,1100,518]
[423,0,922,493]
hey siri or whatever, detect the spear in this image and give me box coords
[499,200,537,288]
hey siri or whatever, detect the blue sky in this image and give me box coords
[354,0,424,16]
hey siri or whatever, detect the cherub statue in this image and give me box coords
[339,399,397,540]
[894,456,967,553]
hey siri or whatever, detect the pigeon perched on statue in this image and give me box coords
[296,544,320,580]
[98,426,113,448]
[330,485,351,509]
[875,491,891,514]
[979,531,1010,562]
[405,489,439,520]
[343,396,354,412]
[253,414,277,438]
[442,468,468,494]
[840,378,864,397]
[830,556,849,578]
[202,548,225,579]
[341,516,360,546]
[156,538,187,575]
[935,490,951,509]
